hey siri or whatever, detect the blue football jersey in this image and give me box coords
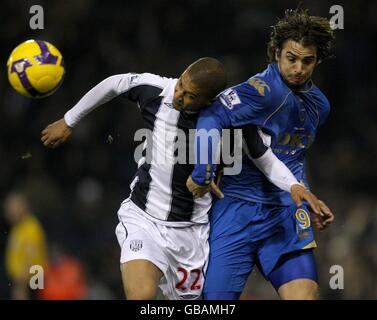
[192,63,330,206]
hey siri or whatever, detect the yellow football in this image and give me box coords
[7,39,65,98]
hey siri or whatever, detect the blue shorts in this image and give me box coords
[204,195,317,294]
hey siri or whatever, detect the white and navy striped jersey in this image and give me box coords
[64,73,212,226]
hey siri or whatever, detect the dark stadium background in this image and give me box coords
[0,0,376,299]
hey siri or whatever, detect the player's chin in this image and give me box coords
[287,80,306,88]
[172,100,183,111]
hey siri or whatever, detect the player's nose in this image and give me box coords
[293,61,303,74]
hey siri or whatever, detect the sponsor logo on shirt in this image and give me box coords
[164,102,174,108]
[248,78,271,96]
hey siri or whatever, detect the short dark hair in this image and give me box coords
[267,8,335,63]
[186,57,227,98]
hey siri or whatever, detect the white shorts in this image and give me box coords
[115,199,210,300]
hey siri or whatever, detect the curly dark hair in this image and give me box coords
[267,8,335,63]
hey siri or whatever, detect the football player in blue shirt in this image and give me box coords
[187,9,335,300]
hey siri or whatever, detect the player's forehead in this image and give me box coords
[178,71,202,95]
[282,40,317,58]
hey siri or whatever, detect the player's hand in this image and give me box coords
[41,118,72,148]
[186,175,210,197]
[290,184,334,231]
[290,183,321,214]
[186,175,224,198]
[310,199,334,231]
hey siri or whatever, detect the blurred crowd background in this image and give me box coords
[0,0,376,299]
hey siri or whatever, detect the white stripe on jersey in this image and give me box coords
[145,102,181,220]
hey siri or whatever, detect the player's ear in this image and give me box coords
[275,49,281,62]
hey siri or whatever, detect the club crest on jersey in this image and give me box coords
[129,240,143,252]
[248,78,271,96]
[219,89,241,109]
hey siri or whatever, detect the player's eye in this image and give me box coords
[183,92,196,100]
[303,58,314,65]
[287,56,296,62]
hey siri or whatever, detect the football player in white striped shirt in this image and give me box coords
[41,57,323,300]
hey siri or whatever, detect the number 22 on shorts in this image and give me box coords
[175,267,202,291]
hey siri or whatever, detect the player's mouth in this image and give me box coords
[290,75,304,83]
